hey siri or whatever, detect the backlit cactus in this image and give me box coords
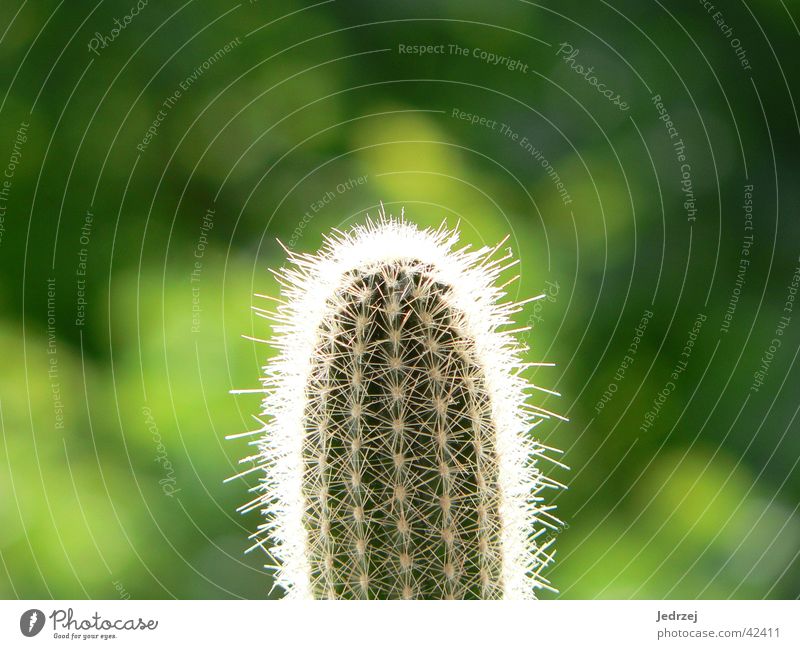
[232,212,564,599]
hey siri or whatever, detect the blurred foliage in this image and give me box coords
[1,0,799,598]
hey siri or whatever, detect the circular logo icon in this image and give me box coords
[20,609,45,637]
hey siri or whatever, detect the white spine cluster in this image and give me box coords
[231,211,565,599]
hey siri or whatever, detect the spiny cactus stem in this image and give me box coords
[232,213,566,599]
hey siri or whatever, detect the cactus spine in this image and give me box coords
[233,212,563,599]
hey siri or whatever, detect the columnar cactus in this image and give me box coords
[232,212,564,599]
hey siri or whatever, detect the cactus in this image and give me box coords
[231,211,564,599]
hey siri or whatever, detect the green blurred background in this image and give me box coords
[1,0,799,599]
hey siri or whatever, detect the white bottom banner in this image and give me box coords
[1,600,796,648]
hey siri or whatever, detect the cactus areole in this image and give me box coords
[234,212,564,599]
